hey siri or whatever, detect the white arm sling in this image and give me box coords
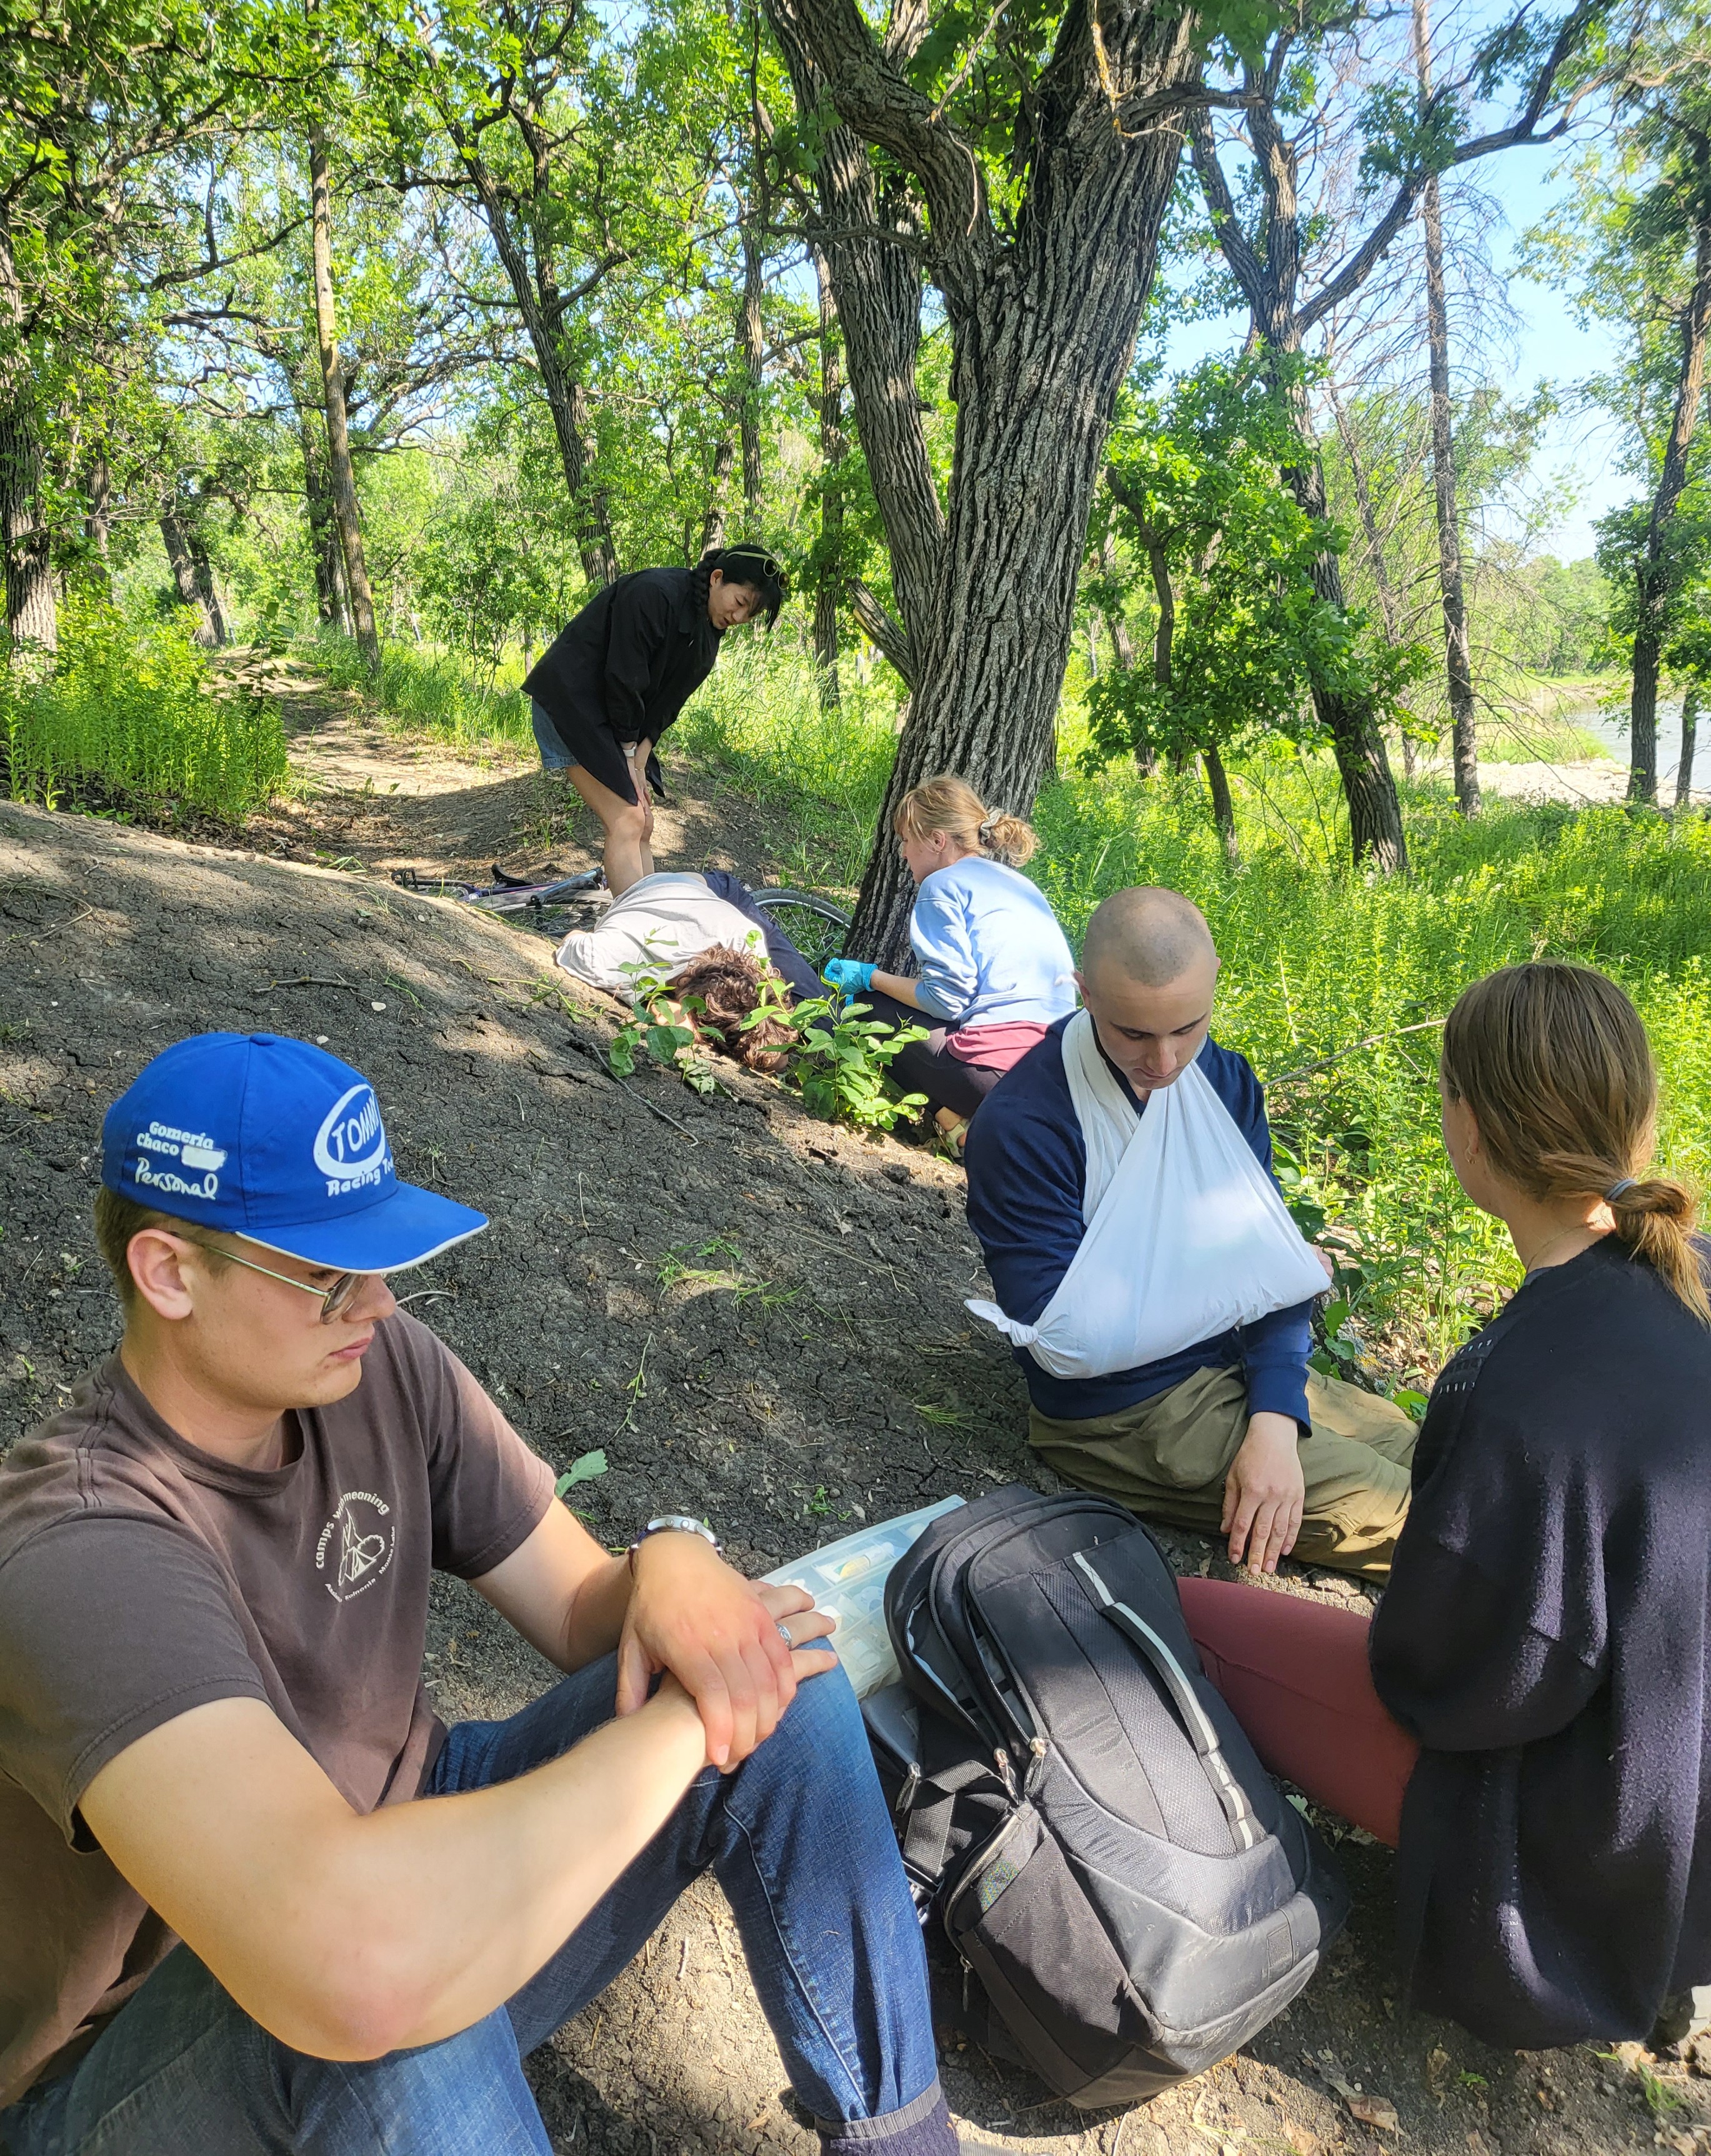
[967,1009,1329,1380]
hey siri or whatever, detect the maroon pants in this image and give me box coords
[1179,1577,1420,1847]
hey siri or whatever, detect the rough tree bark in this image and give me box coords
[298,411,351,632]
[1629,196,1711,806]
[813,247,846,709]
[699,437,735,555]
[85,455,112,588]
[0,400,56,660]
[307,127,381,676]
[769,0,1202,963]
[1414,0,1479,816]
[160,511,229,647]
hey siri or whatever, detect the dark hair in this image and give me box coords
[694,546,787,627]
[667,946,797,1072]
[92,1186,232,1310]
[1440,962,1709,1322]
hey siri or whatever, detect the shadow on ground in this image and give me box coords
[0,798,1688,2155]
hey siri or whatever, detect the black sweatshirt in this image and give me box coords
[1370,1236,1711,2048]
[522,567,720,804]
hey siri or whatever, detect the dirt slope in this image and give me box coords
[0,797,1690,2156]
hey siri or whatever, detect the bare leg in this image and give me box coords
[564,758,653,896]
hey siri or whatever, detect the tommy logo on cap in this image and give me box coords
[314,1084,391,1197]
[101,1032,487,1275]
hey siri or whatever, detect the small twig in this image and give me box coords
[608,1069,699,1142]
[394,1288,452,1307]
[1264,1018,1446,1089]
[256,975,361,995]
[677,1935,691,1981]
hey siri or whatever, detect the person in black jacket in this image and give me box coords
[524,547,786,893]
[1171,961,1711,2052]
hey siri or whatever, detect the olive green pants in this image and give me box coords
[1028,1363,1418,1581]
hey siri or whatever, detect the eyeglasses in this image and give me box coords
[182,1237,366,1323]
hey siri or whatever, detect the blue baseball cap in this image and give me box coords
[102,1033,487,1272]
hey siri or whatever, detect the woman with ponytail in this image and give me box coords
[821,775,1076,1144]
[1164,962,1711,2051]
[524,547,786,893]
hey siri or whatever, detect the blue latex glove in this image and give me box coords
[821,958,877,995]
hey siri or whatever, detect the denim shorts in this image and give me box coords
[529,700,579,772]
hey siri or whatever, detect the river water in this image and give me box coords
[1555,697,1710,793]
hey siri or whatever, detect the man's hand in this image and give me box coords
[1221,1411,1305,1575]
[616,1533,837,1768]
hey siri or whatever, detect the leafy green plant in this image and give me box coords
[787,996,929,1131]
[2,597,288,819]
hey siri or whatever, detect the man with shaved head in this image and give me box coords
[965,886,1417,1580]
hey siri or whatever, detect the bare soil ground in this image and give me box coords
[2,687,1704,2156]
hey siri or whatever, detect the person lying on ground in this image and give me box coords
[1171,961,1711,2055]
[524,545,786,896]
[963,885,1417,1581]
[821,775,1077,1149]
[0,1030,1007,2156]
[554,866,822,1004]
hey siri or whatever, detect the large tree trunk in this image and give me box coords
[1204,743,1240,866]
[772,0,1202,964]
[1,399,56,661]
[813,248,845,710]
[160,512,228,647]
[299,412,350,632]
[1629,203,1711,806]
[1414,0,1479,817]
[307,129,381,676]
[699,437,734,555]
[767,16,939,676]
[85,455,112,589]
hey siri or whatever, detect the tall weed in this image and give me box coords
[308,636,533,756]
[671,637,899,889]
[2,600,287,820]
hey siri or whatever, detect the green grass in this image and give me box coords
[671,637,899,889]
[666,658,1711,1370]
[1473,711,1612,764]
[2,600,289,821]
[307,636,534,756]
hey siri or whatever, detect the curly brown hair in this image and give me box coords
[667,946,799,1073]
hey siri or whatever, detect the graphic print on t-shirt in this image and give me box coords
[314,1489,396,1602]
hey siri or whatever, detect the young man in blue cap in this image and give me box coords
[0,1032,992,2156]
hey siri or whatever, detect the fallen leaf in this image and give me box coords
[746,2110,770,2134]
[1285,2128,1319,2156]
[1426,2047,1452,2090]
[1329,2079,1400,2134]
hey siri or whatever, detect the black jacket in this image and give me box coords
[1370,1236,1711,2048]
[523,567,721,804]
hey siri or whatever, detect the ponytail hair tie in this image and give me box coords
[977,816,999,842]
[1606,1177,1638,1200]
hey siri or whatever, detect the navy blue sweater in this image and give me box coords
[1370,1237,1711,2047]
[962,1017,1313,1425]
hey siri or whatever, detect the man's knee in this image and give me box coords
[280,2005,547,2153]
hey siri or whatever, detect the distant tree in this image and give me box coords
[1091,360,1426,862]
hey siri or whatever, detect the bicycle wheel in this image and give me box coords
[749,887,852,974]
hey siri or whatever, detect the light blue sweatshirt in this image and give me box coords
[907,856,1078,1027]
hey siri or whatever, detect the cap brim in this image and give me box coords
[242,1180,487,1273]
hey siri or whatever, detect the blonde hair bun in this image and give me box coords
[896,774,1038,866]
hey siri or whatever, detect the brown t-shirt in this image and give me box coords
[0,1312,555,2111]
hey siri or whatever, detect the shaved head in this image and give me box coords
[1081,887,1217,990]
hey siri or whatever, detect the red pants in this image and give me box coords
[1179,1577,1419,1847]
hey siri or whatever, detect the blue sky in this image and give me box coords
[1160,141,1631,564]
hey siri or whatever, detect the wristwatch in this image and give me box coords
[627,1514,722,1573]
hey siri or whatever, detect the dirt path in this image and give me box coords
[232,654,797,892]
[1,689,1700,2155]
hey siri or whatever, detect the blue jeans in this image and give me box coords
[2,1659,950,2156]
[530,700,579,772]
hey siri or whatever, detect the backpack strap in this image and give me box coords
[895,1713,1012,1895]
[1072,1549,1262,1852]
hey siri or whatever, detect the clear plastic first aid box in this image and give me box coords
[764,1497,965,1699]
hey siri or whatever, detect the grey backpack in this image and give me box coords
[863,1486,1349,2107]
